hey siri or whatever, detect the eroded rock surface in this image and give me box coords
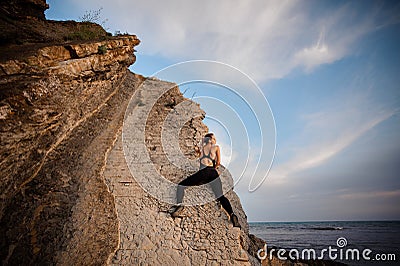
[104,79,260,265]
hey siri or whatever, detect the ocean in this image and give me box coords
[249,221,400,265]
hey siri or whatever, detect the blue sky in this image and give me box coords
[46,0,400,222]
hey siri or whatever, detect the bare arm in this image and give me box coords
[215,146,221,168]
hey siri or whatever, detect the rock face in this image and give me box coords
[104,78,259,265]
[1,0,49,20]
[0,1,142,263]
[0,43,142,264]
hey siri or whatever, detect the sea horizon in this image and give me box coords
[249,219,400,223]
[249,220,400,265]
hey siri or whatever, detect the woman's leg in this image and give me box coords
[210,175,240,227]
[210,177,233,215]
[176,169,207,204]
[171,169,208,216]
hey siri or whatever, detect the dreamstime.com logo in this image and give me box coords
[257,237,398,262]
[122,60,276,206]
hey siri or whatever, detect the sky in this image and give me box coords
[46,0,400,222]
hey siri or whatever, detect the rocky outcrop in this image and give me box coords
[0,35,139,78]
[0,2,142,263]
[0,0,110,58]
[0,43,142,264]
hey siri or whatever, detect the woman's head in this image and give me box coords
[204,133,216,144]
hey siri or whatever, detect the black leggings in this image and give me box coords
[176,166,234,215]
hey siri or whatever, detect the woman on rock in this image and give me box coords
[170,133,241,228]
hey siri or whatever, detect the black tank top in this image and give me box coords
[199,146,216,168]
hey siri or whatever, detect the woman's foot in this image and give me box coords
[230,213,241,228]
[169,205,184,218]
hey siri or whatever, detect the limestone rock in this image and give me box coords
[0,35,139,78]
[0,67,143,264]
[0,20,142,262]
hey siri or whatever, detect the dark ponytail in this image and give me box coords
[204,133,214,139]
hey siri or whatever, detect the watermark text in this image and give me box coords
[257,237,397,263]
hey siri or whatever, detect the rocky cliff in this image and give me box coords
[1,1,140,264]
[0,1,341,266]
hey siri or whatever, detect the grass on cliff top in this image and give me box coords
[64,22,111,41]
[0,18,118,62]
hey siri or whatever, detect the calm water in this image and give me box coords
[249,221,400,265]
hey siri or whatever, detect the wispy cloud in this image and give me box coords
[339,189,400,200]
[68,0,391,82]
[267,95,396,184]
[292,2,376,72]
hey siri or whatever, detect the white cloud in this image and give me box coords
[68,0,383,82]
[293,28,334,71]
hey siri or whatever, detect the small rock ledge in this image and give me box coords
[0,36,140,78]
